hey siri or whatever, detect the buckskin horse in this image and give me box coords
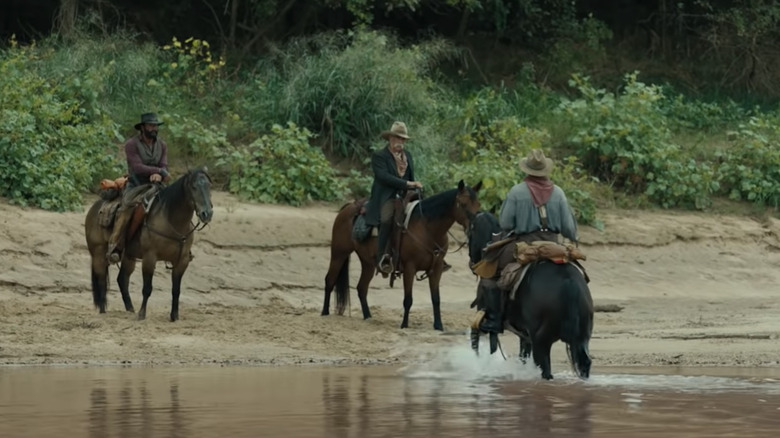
[84,167,213,321]
[322,180,482,330]
[466,210,593,380]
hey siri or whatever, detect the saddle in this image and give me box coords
[474,239,588,281]
[388,191,422,276]
[97,182,159,242]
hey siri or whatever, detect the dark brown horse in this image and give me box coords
[84,167,213,321]
[322,180,482,330]
[466,210,593,380]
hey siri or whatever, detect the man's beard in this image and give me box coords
[143,128,158,140]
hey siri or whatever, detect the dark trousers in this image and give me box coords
[376,200,395,264]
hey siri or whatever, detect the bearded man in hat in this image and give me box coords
[363,121,424,275]
[478,148,578,334]
[106,112,171,263]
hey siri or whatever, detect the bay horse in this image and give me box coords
[466,211,593,380]
[322,180,482,330]
[84,167,213,321]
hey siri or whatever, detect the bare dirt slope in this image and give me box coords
[1,192,779,369]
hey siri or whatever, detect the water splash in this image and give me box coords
[398,338,539,382]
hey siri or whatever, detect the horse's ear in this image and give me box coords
[473,180,483,192]
[458,179,465,192]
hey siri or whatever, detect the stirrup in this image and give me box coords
[107,249,122,264]
[378,254,393,274]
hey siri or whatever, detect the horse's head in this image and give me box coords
[466,210,501,266]
[186,166,214,224]
[454,179,483,228]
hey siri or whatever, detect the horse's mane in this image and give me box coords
[157,168,206,211]
[413,186,476,220]
[468,210,501,262]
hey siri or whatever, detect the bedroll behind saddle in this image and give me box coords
[514,241,586,265]
[472,240,587,279]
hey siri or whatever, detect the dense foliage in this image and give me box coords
[1,23,779,221]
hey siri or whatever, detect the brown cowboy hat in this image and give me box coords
[519,149,554,177]
[134,112,164,130]
[380,121,411,140]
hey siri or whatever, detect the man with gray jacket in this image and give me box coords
[479,149,578,335]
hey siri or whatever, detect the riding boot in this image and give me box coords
[107,207,131,263]
[376,223,393,274]
[479,284,504,335]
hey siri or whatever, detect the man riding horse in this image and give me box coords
[476,149,579,335]
[106,112,171,263]
[364,121,451,277]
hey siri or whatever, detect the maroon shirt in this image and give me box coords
[124,135,169,185]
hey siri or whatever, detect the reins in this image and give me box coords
[401,188,474,280]
[142,177,210,266]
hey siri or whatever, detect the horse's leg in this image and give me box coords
[322,252,349,316]
[356,257,374,320]
[137,256,157,321]
[470,328,480,354]
[90,253,109,313]
[116,258,136,312]
[519,335,532,363]
[170,259,190,322]
[427,267,444,331]
[532,334,555,380]
[400,268,415,329]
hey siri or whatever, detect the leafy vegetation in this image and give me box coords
[1,22,779,224]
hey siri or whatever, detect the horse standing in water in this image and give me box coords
[466,210,593,380]
[322,180,482,330]
[84,167,213,321]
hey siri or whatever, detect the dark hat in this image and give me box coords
[134,113,164,130]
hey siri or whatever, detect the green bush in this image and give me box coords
[716,116,780,206]
[215,122,345,205]
[0,41,121,211]
[560,72,718,209]
[257,29,454,158]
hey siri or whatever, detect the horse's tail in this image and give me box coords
[561,276,592,378]
[334,253,350,315]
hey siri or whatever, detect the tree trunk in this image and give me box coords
[229,0,240,48]
[57,0,79,39]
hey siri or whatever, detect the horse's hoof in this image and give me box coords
[433,324,443,331]
[321,310,329,316]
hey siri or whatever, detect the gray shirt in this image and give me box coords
[498,182,578,242]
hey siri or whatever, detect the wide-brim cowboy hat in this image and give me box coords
[134,112,165,130]
[519,149,554,177]
[380,121,411,140]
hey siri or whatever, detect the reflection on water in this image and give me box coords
[1,350,780,438]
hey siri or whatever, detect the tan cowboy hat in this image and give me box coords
[519,149,554,177]
[380,121,411,140]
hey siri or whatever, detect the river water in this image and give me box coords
[2,347,779,437]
